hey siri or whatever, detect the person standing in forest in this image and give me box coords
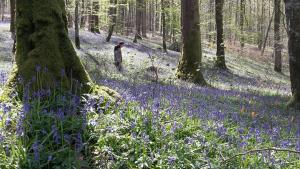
[114,42,125,71]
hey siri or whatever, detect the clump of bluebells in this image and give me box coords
[0,68,95,169]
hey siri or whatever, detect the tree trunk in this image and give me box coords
[261,10,274,56]
[240,0,245,48]
[75,0,80,49]
[284,0,300,107]
[80,0,86,28]
[15,0,90,91]
[274,0,282,72]
[141,1,147,37]
[106,0,117,42]
[66,0,73,28]
[215,0,227,69]
[161,0,167,53]
[90,0,100,33]
[134,0,143,43]
[10,0,16,53]
[176,0,206,86]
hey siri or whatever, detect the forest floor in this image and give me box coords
[1,22,300,168]
[0,21,297,122]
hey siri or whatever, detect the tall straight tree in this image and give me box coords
[240,0,245,48]
[274,0,282,72]
[90,0,100,33]
[134,0,143,42]
[215,0,227,69]
[161,0,167,53]
[176,0,206,85]
[106,0,117,42]
[10,0,16,53]
[284,0,300,107]
[15,0,90,90]
[75,0,80,49]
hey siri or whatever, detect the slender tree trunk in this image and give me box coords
[215,0,227,69]
[66,0,73,28]
[240,0,245,48]
[284,0,300,108]
[10,0,16,53]
[141,1,147,37]
[80,0,86,28]
[274,0,282,72]
[134,0,143,42]
[261,10,274,56]
[161,0,167,52]
[15,0,90,91]
[106,0,117,42]
[176,0,206,86]
[90,0,100,33]
[75,0,80,49]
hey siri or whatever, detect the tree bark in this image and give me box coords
[15,0,90,90]
[90,0,100,33]
[106,0,117,42]
[176,0,206,85]
[134,0,143,43]
[10,0,16,53]
[215,0,227,69]
[80,0,86,28]
[284,0,300,107]
[274,0,282,72]
[75,0,80,49]
[161,0,167,53]
[240,0,245,48]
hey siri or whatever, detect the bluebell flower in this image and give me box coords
[75,132,83,151]
[35,65,41,72]
[51,125,60,144]
[167,156,177,165]
[32,141,40,161]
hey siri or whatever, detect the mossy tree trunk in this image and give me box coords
[176,0,206,86]
[285,0,300,108]
[214,0,227,69]
[15,0,90,91]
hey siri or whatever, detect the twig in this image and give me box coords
[222,147,300,164]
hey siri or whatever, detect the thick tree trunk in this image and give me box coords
[106,0,117,42]
[15,0,90,90]
[215,0,227,69]
[75,0,80,49]
[284,0,300,107]
[176,0,206,86]
[161,0,167,53]
[274,0,282,72]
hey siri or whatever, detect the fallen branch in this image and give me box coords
[222,147,300,164]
